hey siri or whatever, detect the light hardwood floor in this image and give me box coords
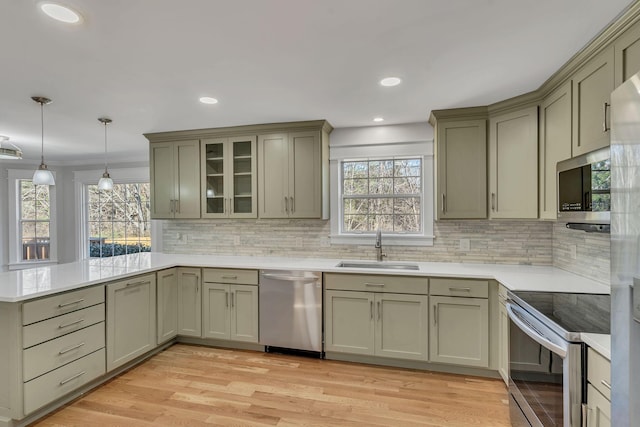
[32,344,510,426]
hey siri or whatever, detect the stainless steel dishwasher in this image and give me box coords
[259,270,322,355]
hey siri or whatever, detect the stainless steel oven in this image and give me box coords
[506,291,610,427]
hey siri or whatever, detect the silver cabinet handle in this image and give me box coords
[365,283,385,287]
[603,102,610,132]
[127,280,147,287]
[175,199,180,213]
[59,342,85,355]
[222,275,238,280]
[491,193,496,211]
[231,292,235,308]
[601,379,611,390]
[284,197,289,214]
[442,193,446,213]
[58,318,85,329]
[225,292,229,308]
[290,197,294,213]
[170,199,174,213]
[58,299,85,308]
[377,301,381,321]
[231,197,234,214]
[449,287,471,293]
[370,301,373,320]
[433,304,438,325]
[59,371,86,385]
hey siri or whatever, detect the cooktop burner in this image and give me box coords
[511,291,610,335]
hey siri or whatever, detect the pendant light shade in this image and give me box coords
[97,117,113,190]
[31,96,55,186]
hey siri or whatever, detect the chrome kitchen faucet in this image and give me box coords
[375,229,387,262]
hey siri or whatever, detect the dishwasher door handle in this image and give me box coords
[260,273,319,282]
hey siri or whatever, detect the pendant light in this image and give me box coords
[97,117,113,190]
[31,96,55,185]
[0,136,22,160]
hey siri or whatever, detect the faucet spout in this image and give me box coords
[375,229,386,261]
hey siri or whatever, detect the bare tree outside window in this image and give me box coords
[342,158,422,233]
[20,180,51,261]
[87,183,151,257]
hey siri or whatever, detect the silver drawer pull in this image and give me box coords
[222,275,238,280]
[126,280,146,287]
[59,371,86,385]
[601,379,611,390]
[449,287,471,292]
[365,283,385,287]
[59,342,86,355]
[58,299,85,308]
[58,319,85,329]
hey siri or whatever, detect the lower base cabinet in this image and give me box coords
[587,347,611,427]
[325,290,428,361]
[157,268,179,344]
[106,274,157,371]
[587,384,611,427]
[429,296,489,367]
[498,285,509,384]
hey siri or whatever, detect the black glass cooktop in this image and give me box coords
[511,291,610,335]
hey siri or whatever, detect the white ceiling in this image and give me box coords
[0,0,634,164]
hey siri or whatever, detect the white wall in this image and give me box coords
[331,122,433,147]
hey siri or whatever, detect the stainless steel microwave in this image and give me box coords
[557,147,610,224]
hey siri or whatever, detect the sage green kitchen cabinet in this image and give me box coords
[497,285,509,384]
[156,268,178,344]
[150,140,201,219]
[202,268,259,343]
[177,268,202,338]
[539,82,572,220]
[429,278,489,368]
[106,274,156,371]
[615,20,640,87]
[324,289,428,361]
[586,347,611,427]
[201,136,257,218]
[488,106,538,219]
[431,113,488,219]
[258,131,324,219]
[572,46,614,156]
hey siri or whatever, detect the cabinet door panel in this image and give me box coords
[106,275,156,371]
[375,294,428,361]
[429,296,489,367]
[289,131,321,218]
[177,268,201,337]
[615,20,640,87]
[150,142,175,219]
[202,283,230,339]
[174,140,201,219]
[230,285,258,343]
[324,291,374,355]
[157,268,178,344]
[587,384,611,427]
[258,133,289,218]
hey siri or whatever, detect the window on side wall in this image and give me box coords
[330,141,434,246]
[8,169,58,269]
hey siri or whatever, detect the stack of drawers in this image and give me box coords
[586,347,611,426]
[21,286,106,414]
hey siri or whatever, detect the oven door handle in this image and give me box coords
[506,303,568,359]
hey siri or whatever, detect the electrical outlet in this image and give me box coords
[459,239,470,251]
[569,244,577,260]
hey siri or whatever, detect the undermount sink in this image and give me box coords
[336,261,420,271]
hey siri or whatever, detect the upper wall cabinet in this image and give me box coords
[488,106,538,219]
[615,20,640,87]
[572,46,614,157]
[201,136,257,218]
[430,110,488,220]
[149,140,201,219]
[258,128,330,219]
[146,120,332,220]
[539,82,572,220]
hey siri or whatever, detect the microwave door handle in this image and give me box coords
[506,303,568,358]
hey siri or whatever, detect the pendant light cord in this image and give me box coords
[103,121,108,173]
[40,101,45,165]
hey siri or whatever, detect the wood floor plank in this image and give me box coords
[31,344,510,426]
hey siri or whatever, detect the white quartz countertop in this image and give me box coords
[0,252,610,302]
[582,333,611,360]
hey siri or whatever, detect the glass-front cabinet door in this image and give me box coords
[201,136,257,218]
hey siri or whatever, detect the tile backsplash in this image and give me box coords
[552,222,610,284]
[162,219,553,265]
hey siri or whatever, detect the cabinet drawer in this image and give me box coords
[23,348,106,415]
[203,268,258,285]
[23,285,105,326]
[23,322,105,382]
[588,347,611,400]
[23,303,105,349]
[430,278,488,298]
[324,273,428,294]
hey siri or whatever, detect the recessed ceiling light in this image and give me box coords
[40,3,82,24]
[373,117,384,122]
[199,97,219,105]
[380,77,402,87]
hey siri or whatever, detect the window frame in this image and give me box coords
[330,141,434,246]
[8,169,58,269]
[74,167,153,260]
